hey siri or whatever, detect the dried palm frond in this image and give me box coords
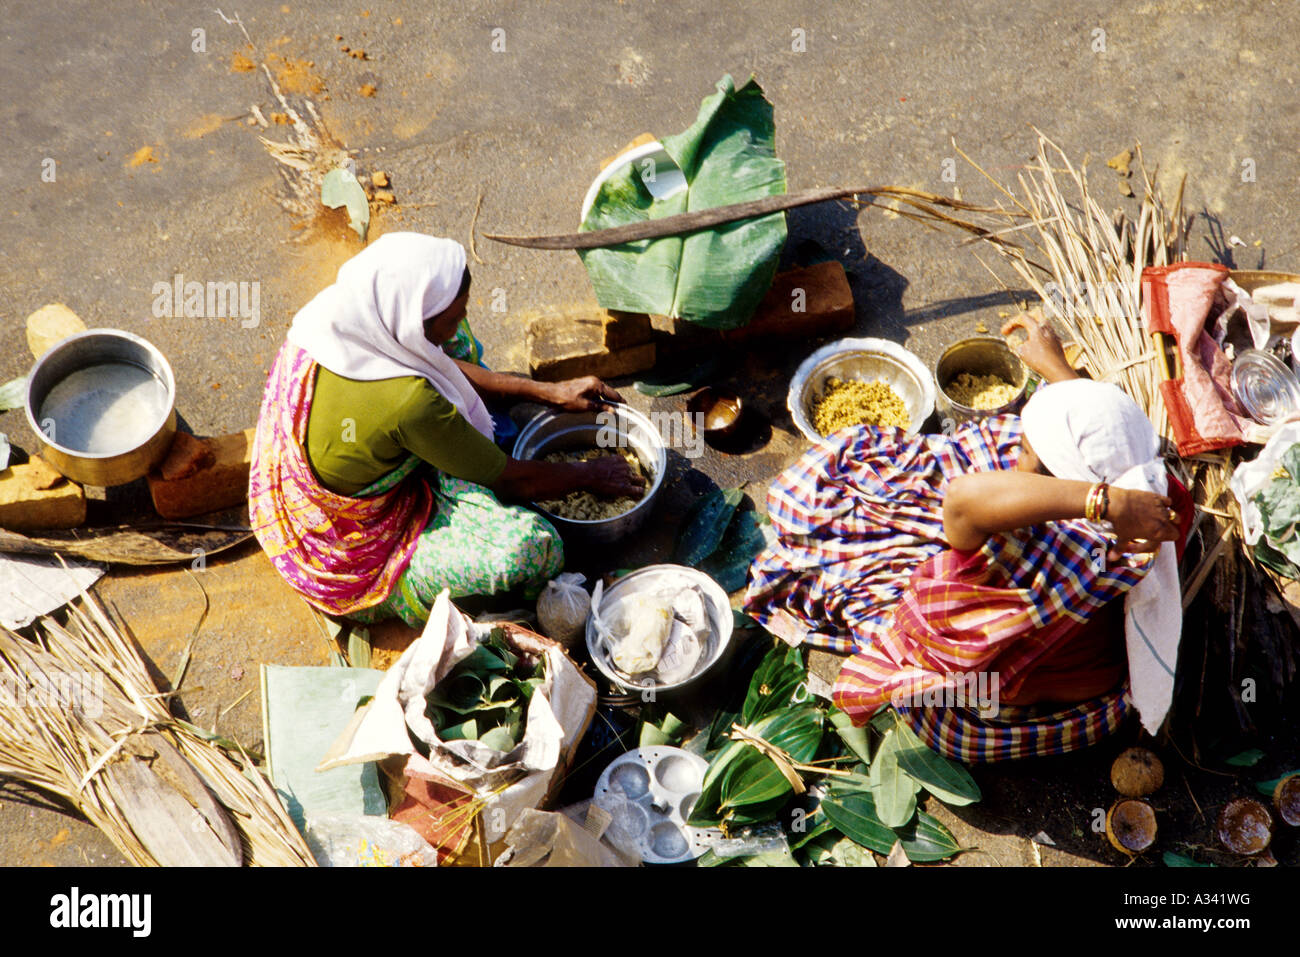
[255,64,354,231]
[0,593,314,866]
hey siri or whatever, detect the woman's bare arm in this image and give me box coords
[943,472,1179,557]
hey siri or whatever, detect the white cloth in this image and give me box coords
[1021,379,1181,734]
[286,232,494,439]
[0,554,103,630]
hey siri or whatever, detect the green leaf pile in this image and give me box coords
[680,642,978,865]
[1252,442,1300,567]
[675,488,772,594]
[579,74,787,329]
[424,628,545,753]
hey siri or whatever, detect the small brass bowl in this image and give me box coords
[687,387,746,443]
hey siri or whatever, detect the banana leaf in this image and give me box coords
[578,74,787,329]
[891,711,981,806]
[828,709,873,765]
[819,788,897,855]
[742,643,806,725]
[821,786,963,861]
[675,488,744,566]
[892,810,963,863]
[1256,770,1299,795]
[689,705,824,827]
[700,508,771,594]
[868,728,920,828]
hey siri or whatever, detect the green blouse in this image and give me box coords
[305,367,507,495]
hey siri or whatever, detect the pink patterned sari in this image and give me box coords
[248,342,433,615]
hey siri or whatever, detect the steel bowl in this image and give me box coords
[1231,349,1300,425]
[25,329,177,487]
[787,337,935,443]
[511,405,667,544]
[934,336,1029,425]
[585,565,734,694]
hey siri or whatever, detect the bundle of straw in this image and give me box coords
[887,131,1253,605]
[0,594,314,866]
[910,131,1185,441]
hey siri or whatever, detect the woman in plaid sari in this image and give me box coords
[745,315,1188,762]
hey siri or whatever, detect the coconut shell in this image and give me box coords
[1106,798,1157,855]
[1216,797,1274,855]
[1110,747,1164,797]
[1272,774,1300,827]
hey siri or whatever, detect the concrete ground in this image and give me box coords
[1,0,1297,866]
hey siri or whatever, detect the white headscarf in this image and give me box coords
[1021,379,1181,734]
[287,232,495,439]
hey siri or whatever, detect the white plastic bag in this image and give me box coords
[303,814,439,867]
[317,591,597,844]
[536,573,590,648]
[1231,420,1300,546]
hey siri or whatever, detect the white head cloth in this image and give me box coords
[1021,378,1181,734]
[287,232,494,439]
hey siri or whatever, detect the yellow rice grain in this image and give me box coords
[812,377,909,434]
[945,371,1020,410]
[536,448,646,521]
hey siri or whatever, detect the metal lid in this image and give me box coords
[1231,349,1300,425]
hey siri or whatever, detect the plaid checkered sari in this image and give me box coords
[743,416,1150,762]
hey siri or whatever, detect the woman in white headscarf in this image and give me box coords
[746,312,1190,762]
[249,233,642,626]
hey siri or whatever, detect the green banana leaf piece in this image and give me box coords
[893,810,964,862]
[869,728,920,828]
[819,788,897,855]
[1163,851,1215,867]
[788,811,836,852]
[0,434,9,472]
[634,357,719,396]
[701,508,771,594]
[1225,748,1266,767]
[579,74,787,329]
[891,711,981,806]
[321,168,370,241]
[828,709,873,765]
[821,786,963,861]
[479,726,517,752]
[742,643,806,725]
[689,705,824,826]
[438,718,479,741]
[675,487,744,566]
[1256,770,1299,795]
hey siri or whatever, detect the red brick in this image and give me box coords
[147,429,256,519]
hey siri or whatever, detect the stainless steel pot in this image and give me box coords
[25,329,178,487]
[511,405,667,544]
[934,336,1028,425]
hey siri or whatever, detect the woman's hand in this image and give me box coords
[1001,309,1078,383]
[545,376,624,412]
[581,456,646,498]
[1105,487,1180,562]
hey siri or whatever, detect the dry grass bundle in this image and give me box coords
[888,132,1300,739]
[0,594,313,866]
[890,131,1250,607]
[893,131,1185,442]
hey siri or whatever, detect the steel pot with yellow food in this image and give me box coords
[934,336,1029,426]
[512,406,666,545]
